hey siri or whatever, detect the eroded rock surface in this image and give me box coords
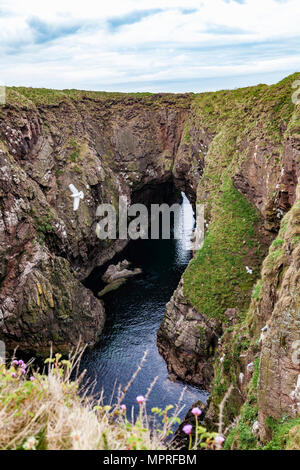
[0,89,195,353]
[157,279,219,388]
[257,181,300,440]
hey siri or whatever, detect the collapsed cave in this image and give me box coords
[80,179,206,423]
[1,77,300,446]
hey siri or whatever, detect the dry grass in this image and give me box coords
[0,348,172,450]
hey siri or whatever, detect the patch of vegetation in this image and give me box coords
[292,234,300,246]
[224,358,260,450]
[33,212,55,244]
[279,216,289,235]
[183,119,191,143]
[4,88,36,109]
[0,353,224,451]
[9,87,70,107]
[263,416,300,450]
[266,248,284,266]
[271,238,284,249]
[252,279,264,300]
[63,89,192,109]
[225,403,258,450]
[4,85,193,114]
[184,178,261,322]
[69,139,81,163]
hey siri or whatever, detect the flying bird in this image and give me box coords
[69,184,84,211]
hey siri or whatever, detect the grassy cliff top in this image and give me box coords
[5,86,193,109]
[4,72,300,111]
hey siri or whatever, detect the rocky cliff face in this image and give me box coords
[157,279,219,388]
[257,181,300,441]
[180,74,300,449]
[202,179,300,449]
[0,88,196,353]
[158,75,300,393]
[157,74,300,448]
[1,76,300,448]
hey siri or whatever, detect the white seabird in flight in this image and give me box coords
[69,184,84,211]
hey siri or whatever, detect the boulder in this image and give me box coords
[102,260,142,284]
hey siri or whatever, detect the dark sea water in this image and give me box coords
[80,194,208,422]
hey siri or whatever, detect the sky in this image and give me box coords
[0,0,299,93]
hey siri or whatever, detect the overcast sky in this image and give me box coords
[0,0,299,92]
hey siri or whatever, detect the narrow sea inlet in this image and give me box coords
[80,194,208,422]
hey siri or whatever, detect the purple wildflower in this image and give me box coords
[120,404,126,411]
[183,424,193,435]
[12,360,19,366]
[215,435,225,445]
[11,372,17,378]
[136,395,145,405]
[21,368,26,375]
[30,376,35,382]
[191,407,202,416]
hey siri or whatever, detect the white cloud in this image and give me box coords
[0,0,299,91]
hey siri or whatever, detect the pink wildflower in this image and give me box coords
[136,395,145,405]
[191,407,202,416]
[183,424,193,435]
[215,435,225,445]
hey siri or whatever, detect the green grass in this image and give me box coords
[184,178,261,322]
[263,416,300,450]
[69,139,81,162]
[252,279,264,300]
[224,358,260,450]
[271,238,284,248]
[292,234,300,246]
[9,87,70,106]
[6,86,192,110]
[225,402,258,450]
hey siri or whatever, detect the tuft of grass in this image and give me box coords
[0,349,228,451]
[271,238,284,248]
[252,279,264,300]
[0,350,183,450]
